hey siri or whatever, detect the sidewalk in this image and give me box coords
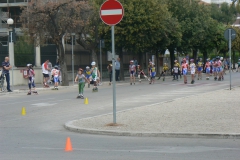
[0,75,174,94]
[65,87,240,138]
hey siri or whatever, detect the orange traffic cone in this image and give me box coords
[65,137,73,152]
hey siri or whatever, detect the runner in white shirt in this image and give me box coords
[189,59,196,84]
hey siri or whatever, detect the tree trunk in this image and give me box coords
[119,49,125,81]
[223,52,226,58]
[141,53,144,69]
[193,48,198,61]
[91,49,99,68]
[203,51,207,65]
[57,43,69,86]
[155,50,159,74]
[169,48,175,72]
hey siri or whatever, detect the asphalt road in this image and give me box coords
[1,73,240,160]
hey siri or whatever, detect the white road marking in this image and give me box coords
[31,103,57,107]
[0,98,55,106]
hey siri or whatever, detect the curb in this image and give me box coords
[64,120,240,139]
[64,86,240,139]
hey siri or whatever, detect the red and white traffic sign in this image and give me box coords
[100,0,124,26]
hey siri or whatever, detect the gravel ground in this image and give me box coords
[72,87,240,134]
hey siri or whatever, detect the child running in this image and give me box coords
[216,56,222,81]
[212,58,217,80]
[137,65,142,82]
[27,64,37,95]
[181,58,189,84]
[220,57,224,80]
[75,68,90,99]
[149,63,156,84]
[204,59,211,80]
[129,60,136,85]
[85,66,92,88]
[158,63,169,81]
[189,59,196,84]
[51,65,60,90]
[197,58,203,80]
[137,65,149,82]
[172,60,180,81]
[90,61,100,92]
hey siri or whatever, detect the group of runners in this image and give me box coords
[172,56,227,84]
[127,55,229,85]
[75,61,101,99]
[25,55,232,97]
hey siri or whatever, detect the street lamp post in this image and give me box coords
[7,18,15,91]
[71,33,75,85]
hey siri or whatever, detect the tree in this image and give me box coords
[210,2,237,25]
[20,0,90,86]
[100,0,171,70]
[14,35,34,67]
[77,0,105,67]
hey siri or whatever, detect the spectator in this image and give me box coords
[42,59,50,87]
[2,57,12,92]
[115,58,120,81]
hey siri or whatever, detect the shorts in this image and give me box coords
[28,77,35,88]
[213,67,216,72]
[206,67,210,74]
[190,70,195,75]
[151,72,156,78]
[92,77,99,81]
[86,75,92,79]
[130,71,135,76]
[216,67,221,72]
[182,68,188,75]
[198,67,202,72]
[219,67,223,72]
[54,76,59,83]
[43,73,49,78]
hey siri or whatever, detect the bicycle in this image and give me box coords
[0,72,6,92]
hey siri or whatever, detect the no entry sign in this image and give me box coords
[100,0,124,26]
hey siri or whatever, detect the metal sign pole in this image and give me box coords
[112,26,116,124]
[100,40,102,83]
[229,29,232,90]
[71,35,74,85]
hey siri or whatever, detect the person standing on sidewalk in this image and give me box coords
[27,64,37,95]
[107,63,112,85]
[115,58,120,81]
[42,60,50,88]
[2,57,12,92]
